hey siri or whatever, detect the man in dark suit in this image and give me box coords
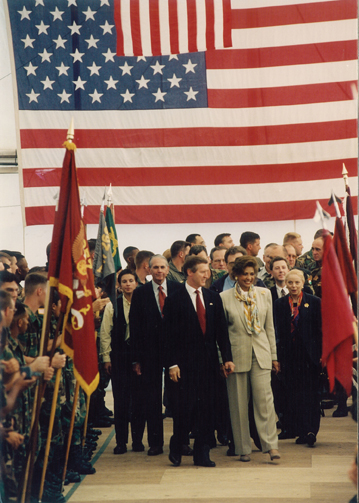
[269,257,290,306]
[130,255,181,456]
[164,256,235,467]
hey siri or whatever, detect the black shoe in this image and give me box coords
[93,418,112,428]
[278,430,296,440]
[65,470,81,484]
[306,433,316,447]
[217,434,228,446]
[88,427,102,436]
[193,445,216,467]
[295,436,307,444]
[148,446,163,456]
[226,442,236,456]
[41,488,66,503]
[132,442,145,452]
[332,408,348,417]
[103,406,114,416]
[194,458,216,467]
[181,444,193,456]
[114,444,127,454]
[169,452,181,466]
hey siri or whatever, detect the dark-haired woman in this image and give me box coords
[220,256,280,462]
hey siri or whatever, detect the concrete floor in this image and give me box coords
[64,393,357,503]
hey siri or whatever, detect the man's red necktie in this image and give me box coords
[195,290,206,334]
[158,285,166,315]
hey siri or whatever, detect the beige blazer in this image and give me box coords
[220,286,277,372]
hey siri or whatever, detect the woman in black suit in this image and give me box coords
[274,269,322,447]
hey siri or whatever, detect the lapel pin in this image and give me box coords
[304,303,309,308]
[209,303,213,306]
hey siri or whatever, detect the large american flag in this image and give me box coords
[5,0,358,226]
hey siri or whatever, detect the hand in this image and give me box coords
[6,431,24,450]
[169,366,180,383]
[1,359,20,375]
[51,353,66,369]
[132,363,141,376]
[31,356,49,373]
[272,361,280,374]
[223,361,235,377]
[104,362,112,375]
[43,367,54,381]
[92,298,110,313]
[14,373,37,391]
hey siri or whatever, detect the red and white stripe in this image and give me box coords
[114,0,232,56]
[16,0,358,225]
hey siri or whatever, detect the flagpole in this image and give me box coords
[61,380,80,488]
[82,393,91,449]
[38,368,62,503]
[37,309,66,502]
[342,163,349,189]
[22,282,55,503]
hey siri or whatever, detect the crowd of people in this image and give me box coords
[0,228,356,502]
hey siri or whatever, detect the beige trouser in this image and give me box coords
[227,351,278,455]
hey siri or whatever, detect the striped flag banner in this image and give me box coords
[5,0,358,226]
[114,0,233,56]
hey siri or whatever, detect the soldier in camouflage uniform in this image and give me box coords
[257,244,286,289]
[296,249,316,272]
[7,307,34,496]
[188,245,226,289]
[307,237,324,298]
[294,229,326,273]
[35,295,67,494]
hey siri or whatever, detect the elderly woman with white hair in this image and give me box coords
[274,269,322,447]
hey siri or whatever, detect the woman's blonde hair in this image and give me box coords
[285,269,305,284]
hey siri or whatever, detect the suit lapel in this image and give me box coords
[146,282,162,319]
[231,288,250,334]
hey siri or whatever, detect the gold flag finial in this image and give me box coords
[342,163,348,188]
[63,118,76,150]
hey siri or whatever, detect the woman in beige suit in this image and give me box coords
[220,256,280,462]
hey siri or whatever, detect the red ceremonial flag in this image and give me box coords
[333,217,357,295]
[321,233,354,396]
[48,143,99,395]
[345,186,358,270]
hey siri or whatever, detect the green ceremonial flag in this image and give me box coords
[105,206,122,272]
[93,210,117,314]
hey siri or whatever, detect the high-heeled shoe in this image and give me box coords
[269,449,280,460]
[239,454,250,462]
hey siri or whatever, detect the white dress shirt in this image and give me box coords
[276,284,289,298]
[185,282,205,311]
